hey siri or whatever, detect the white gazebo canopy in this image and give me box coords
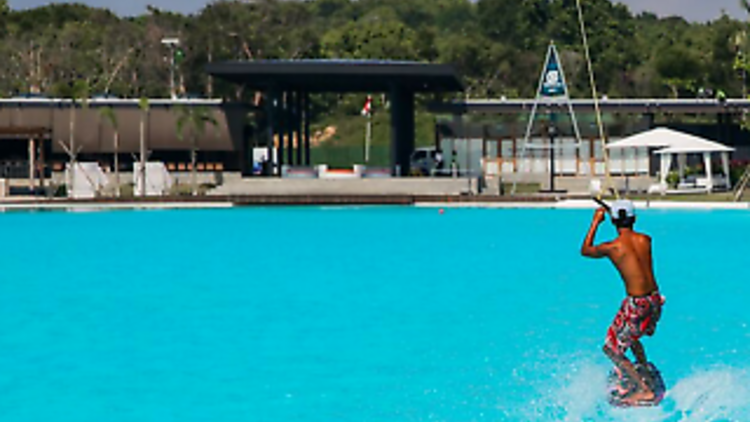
[606,127,735,192]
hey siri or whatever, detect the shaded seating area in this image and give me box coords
[206,60,464,177]
[607,127,734,194]
[0,126,52,195]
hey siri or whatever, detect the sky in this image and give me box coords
[6,0,749,22]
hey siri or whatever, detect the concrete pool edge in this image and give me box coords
[0,201,235,211]
[0,195,748,211]
[415,199,750,210]
[0,194,553,210]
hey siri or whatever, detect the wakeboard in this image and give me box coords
[607,362,666,407]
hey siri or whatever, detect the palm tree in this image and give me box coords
[67,80,89,193]
[69,80,90,163]
[138,97,149,197]
[176,106,218,196]
[99,106,120,197]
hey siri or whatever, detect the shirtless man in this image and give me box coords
[581,200,664,405]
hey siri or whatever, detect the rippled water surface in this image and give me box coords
[0,207,748,421]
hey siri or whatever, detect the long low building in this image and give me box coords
[0,59,468,183]
[0,98,252,178]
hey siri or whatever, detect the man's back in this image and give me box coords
[607,230,658,297]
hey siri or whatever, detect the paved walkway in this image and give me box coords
[208,178,478,196]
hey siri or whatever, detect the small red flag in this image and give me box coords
[361,95,372,116]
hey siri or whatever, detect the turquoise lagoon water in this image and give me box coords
[0,207,749,421]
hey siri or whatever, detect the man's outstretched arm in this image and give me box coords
[581,208,611,258]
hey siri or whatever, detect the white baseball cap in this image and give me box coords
[611,200,635,219]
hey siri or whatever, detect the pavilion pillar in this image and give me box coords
[434,119,441,149]
[287,91,295,167]
[390,87,414,176]
[278,92,286,174]
[659,153,672,187]
[452,113,463,177]
[265,89,278,176]
[28,138,36,191]
[304,92,311,166]
[703,152,713,193]
[295,91,303,166]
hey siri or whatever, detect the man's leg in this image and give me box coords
[630,339,648,366]
[629,339,657,394]
[603,346,654,403]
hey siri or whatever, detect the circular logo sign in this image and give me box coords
[546,70,560,85]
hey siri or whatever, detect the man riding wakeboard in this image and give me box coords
[581,200,665,406]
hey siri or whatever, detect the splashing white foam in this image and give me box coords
[512,357,750,422]
[664,367,750,422]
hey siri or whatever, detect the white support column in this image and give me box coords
[677,153,687,183]
[721,152,731,190]
[39,138,46,190]
[28,138,36,191]
[703,152,713,193]
[660,153,672,186]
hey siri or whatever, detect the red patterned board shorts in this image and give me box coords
[605,291,664,356]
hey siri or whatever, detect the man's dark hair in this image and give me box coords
[612,209,635,229]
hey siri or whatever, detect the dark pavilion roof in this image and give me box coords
[205,59,464,93]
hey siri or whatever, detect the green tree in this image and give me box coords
[0,0,9,37]
[433,0,475,34]
[706,15,744,97]
[312,0,353,20]
[321,7,418,60]
[68,80,89,161]
[655,47,703,98]
[436,31,495,96]
[477,0,549,51]
[3,0,750,119]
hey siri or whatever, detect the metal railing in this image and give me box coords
[733,165,750,202]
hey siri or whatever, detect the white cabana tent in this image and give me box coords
[607,127,734,193]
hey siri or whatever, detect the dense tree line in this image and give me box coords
[1,0,749,104]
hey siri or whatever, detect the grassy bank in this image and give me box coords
[625,192,738,202]
[309,110,437,169]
